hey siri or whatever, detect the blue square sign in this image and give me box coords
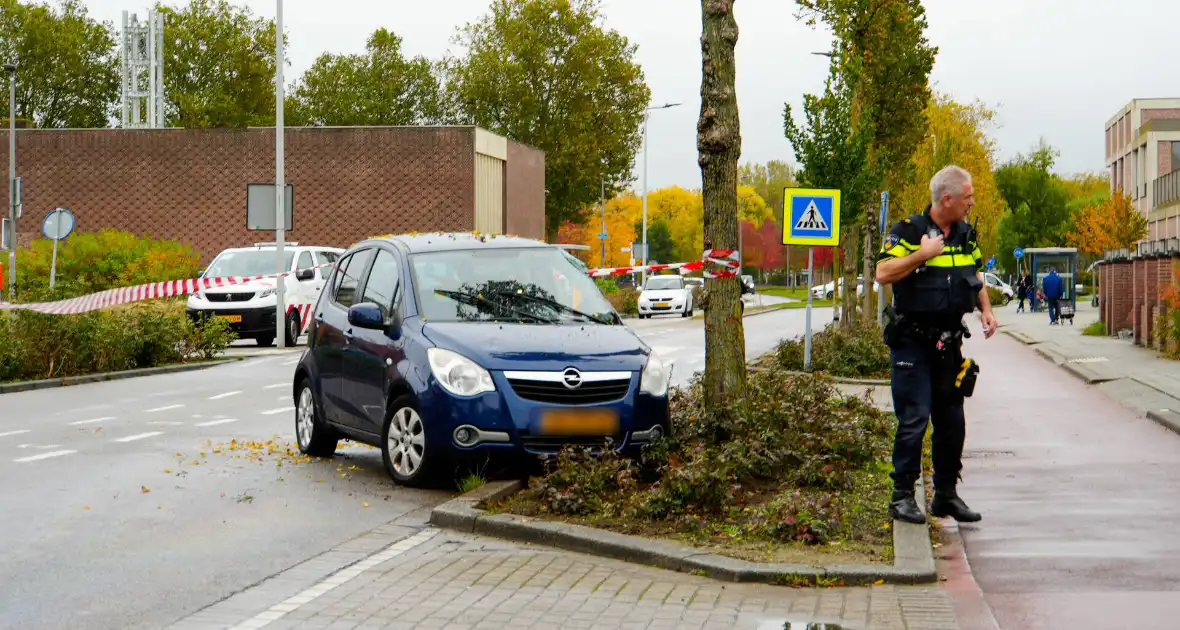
[782,188,841,247]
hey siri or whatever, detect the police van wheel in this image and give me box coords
[284,312,302,346]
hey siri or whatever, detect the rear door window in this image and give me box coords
[332,249,375,309]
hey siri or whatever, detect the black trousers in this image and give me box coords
[889,334,965,490]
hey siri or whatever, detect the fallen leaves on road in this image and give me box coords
[83,505,90,510]
[363,502,370,508]
[141,486,150,493]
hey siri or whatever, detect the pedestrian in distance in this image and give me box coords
[1015,275,1028,313]
[1042,267,1065,325]
[875,165,998,525]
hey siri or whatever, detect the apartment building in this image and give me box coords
[1105,98,1180,239]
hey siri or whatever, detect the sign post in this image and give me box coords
[41,207,75,290]
[877,191,889,325]
[1013,247,1024,276]
[782,187,842,372]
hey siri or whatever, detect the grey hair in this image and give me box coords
[930,165,973,206]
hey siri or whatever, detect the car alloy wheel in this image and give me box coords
[286,313,301,346]
[295,378,337,457]
[382,395,437,487]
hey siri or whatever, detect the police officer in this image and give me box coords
[876,165,998,524]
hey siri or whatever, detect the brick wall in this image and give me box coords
[1143,257,1160,346]
[1107,261,1134,333]
[1099,264,1108,327]
[1162,140,1175,175]
[504,140,546,239]
[1141,108,1180,124]
[0,126,545,262]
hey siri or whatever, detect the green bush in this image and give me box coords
[525,369,894,545]
[773,319,891,379]
[14,228,199,300]
[0,300,233,383]
[986,286,1007,306]
[1082,320,1105,337]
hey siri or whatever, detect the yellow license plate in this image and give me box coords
[538,408,619,435]
[655,302,669,307]
[218,314,242,323]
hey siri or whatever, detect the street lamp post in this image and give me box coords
[641,102,680,287]
[5,63,15,301]
[274,0,287,348]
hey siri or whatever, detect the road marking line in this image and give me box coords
[14,450,76,463]
[209,391,242,400]
[145,404,183,413]
[196,418,238,427]
[147,421,184,426]
[0,430,30,438]
[229,529,438,629]
[263,383,286,389]
[17,443,60,449]
[69,417,114,426]
[260,406,294,415]
[114,432,164,443]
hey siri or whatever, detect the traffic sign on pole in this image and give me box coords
[42,207,76,290]
[782,187,842,247]
[782,187,842,372]
[1013,247,1024,259]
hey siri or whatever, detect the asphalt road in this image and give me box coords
[0,305,831,630]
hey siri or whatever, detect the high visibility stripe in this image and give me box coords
[926,254,977,268]
[882,244,909,258]
[971,246,982,261]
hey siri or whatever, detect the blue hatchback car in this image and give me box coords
[291,233,673,486]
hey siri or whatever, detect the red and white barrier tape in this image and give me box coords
[0,263,336,316]
[585,249,741,279]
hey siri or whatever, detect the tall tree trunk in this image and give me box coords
[861,217,876,325]
[840,225,859,326]
[698,0,745,408]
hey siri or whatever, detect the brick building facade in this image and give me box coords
[0,126,545,262]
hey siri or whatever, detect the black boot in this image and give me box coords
[888,483,927,525]
[929,487,981,522]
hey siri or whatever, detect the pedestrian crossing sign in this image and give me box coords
[782,187,841,247]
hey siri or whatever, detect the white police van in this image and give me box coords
[186,243,345,346]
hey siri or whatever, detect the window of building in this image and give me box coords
[1172,141,1180,173]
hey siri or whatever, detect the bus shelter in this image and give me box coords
[1024,247,1078,312]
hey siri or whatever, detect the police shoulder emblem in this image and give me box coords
[884,234,900,249]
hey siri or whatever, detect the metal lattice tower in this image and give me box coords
[120,10,165,129]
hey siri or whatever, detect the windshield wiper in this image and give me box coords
[434,289,557,324]
[490,290,616,325]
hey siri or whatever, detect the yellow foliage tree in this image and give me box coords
[892,93,1007,258]
[1066,191,1148,256]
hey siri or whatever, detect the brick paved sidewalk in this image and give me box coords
[168,515,960,630]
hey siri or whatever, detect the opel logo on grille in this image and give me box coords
[561,368,583,389]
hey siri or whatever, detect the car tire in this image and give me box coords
[1002,294,1011,305]
[382,394,439,487]
[294,377,338,458]
[826,291,834,299]
[256,334,275,347]
[284,311,302,346]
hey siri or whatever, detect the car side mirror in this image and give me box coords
[295,268,315,281]
[347,303,386,330]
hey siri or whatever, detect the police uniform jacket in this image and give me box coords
[878,206,984,330]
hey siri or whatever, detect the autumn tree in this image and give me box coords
[1067,191,1147,256]
[698,0,746,406]
[0,0,118,128]
[793,0,937,325]
[443,0,650,238]
[289,28,444,126]
[892,93,1007,258]
[155,0,279,128]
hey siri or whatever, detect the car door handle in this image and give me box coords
[344,329,355,343]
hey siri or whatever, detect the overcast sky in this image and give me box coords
[88,0,1174,190]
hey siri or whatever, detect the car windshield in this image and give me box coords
[203,250,294,278]
[645,276,683,290]
[411,247,619,325]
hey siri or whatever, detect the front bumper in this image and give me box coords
[417,371,671,457]
[187,306,277,337]
[638,298,686,315]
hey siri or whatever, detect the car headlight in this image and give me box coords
[427,348,496,397]
[258,288,276,298]
[639,351,672,397]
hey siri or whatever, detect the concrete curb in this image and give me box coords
[430,478,938,586]
[0,359,240,395]
[1001,329,1039,345]
[1033,345,1066,365]
[1058,361,1117,385]
[1146,409,1180,436]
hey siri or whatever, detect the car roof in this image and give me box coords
[356,231,551,255]
[217,244,344,253]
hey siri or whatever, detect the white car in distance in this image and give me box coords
[638,275,695,319]
[186,242,345,346]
